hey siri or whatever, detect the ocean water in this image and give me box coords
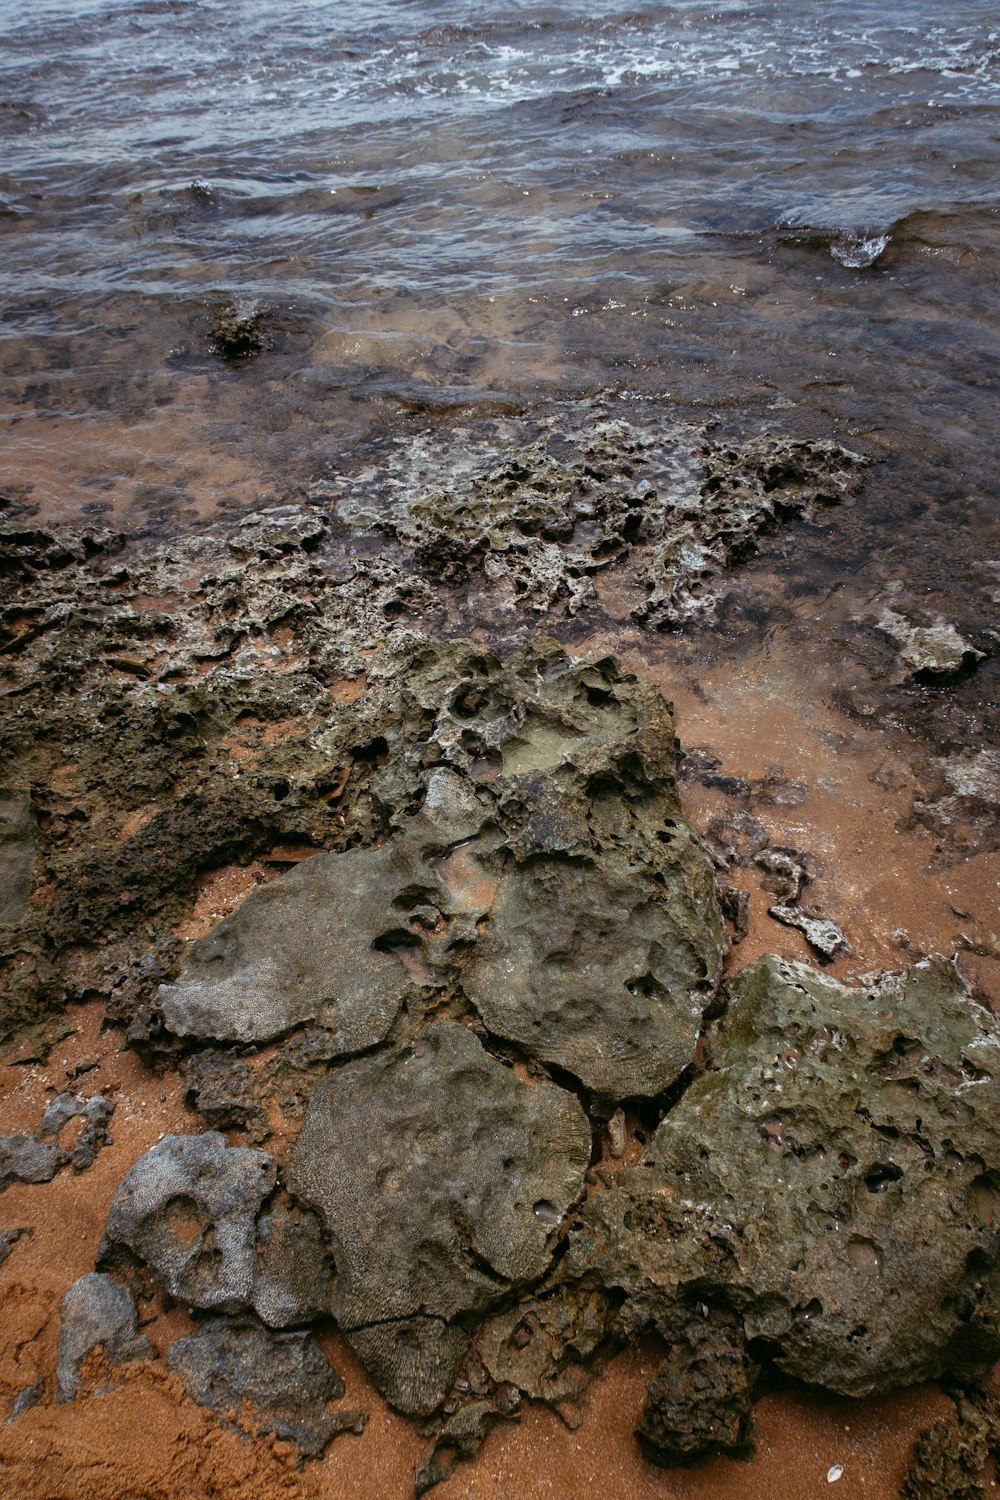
[0,0,998,656]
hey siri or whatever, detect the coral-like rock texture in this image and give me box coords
[287,1020,591,1415]
[563,955,1000,1420]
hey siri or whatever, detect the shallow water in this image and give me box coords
[1,0,998,525]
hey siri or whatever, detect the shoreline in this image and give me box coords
[1,414,998,1496]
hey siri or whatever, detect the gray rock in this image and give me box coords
[0,1092,115,1192]
[877,608,984,677]
[252,1203,335,1329]
[156,770,485,1050]
[166,1317,364,1457]
[56,1272,155,1401]
[155,644,727,1104]
[768,903,849,962]
[286,1020,590,1415]
[462,842,722,1099]
[100,1132,276,1311]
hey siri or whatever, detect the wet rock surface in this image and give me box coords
[56,1273,154,1402]
[328,400,865,626]
[166,1316,365,1457]
[154,639,727,1095]
[2,400,998,1495]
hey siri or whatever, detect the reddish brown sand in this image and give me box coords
[1,634,997,1500]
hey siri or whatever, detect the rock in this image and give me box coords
[252,1202,335,1329]
[0,789,37,926]
[180,1049,266,1132]
[0,1092,114,1192]
[768,903,849,962]
[416,1399,514,1496]
[753,846,807,902]
[209,300,269,362]
[286,1020,591,1416]
[0,1134,63,1190]
[155,774,484,1051]
[56,1272,155,1401]
[99,1132,276,1311]
[900,1391,994,1500]
[157,642,726,1100]
[564,955,1000,1423]
[329,399,865,626]
[877,608,984,677]
[636,1304,757,1466]
[462,834,723,1099]
[0,1226,30,1267]
[166,1316,364,1458]
[476,1286,615,1410]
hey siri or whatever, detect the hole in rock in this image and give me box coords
[863,1162,903,1193]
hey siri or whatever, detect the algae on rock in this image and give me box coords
[553,953,1000,1465]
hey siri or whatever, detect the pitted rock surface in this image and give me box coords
[286,1019,591,1415]
[563,954,1000,1401]
[56,1273,155,1402]
[462,844,721,1099]
[166,1316,363,1457]
[99,1132,276,1311]
[155,641,727,1099]
[156,766,487,1050]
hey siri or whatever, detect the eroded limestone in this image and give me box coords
[286,1020,591,1415]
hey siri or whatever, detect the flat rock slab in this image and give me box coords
[166,1317,363,1458]
[287,1019,591,1415]
[462,843,721,1098]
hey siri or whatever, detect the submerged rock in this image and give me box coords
[286,1020,591,1415]
[330,400,865,626]
[166,1317,364,1457]
[56,1273,154,1402]
[877,607,984,678]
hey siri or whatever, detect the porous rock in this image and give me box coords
[0,789,38,926]
[286,1019,591,1416]
[564,955,1000,1420]
[155,769,486,1050]
[0,1092,114,1193]
[156,641,727,1100]
[635,1304,757,1466]
[99,1132,276,1311]
[252,1202,336,1329]
[180,1048,266,1133]
[56,1272,155,1402]
[166,1316,363,1457]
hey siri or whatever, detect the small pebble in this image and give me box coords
[827,1463,844,1483]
